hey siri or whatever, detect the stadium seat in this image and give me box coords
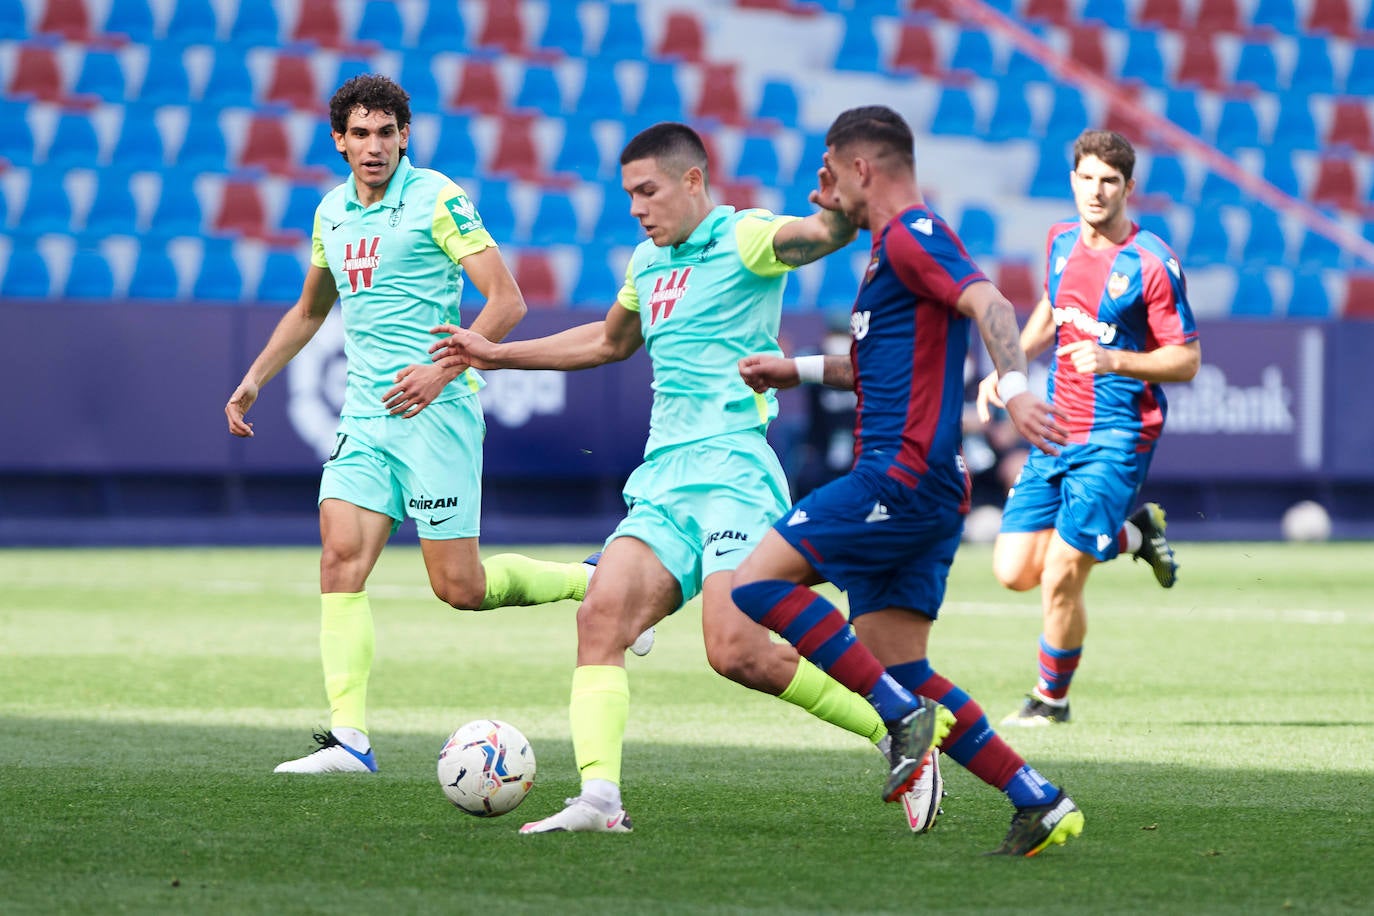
[571,244,619,307]
[929,85,978,137]
[1162,87,1204,138]
[229,0,279,46]
[754,79,800,127]
[1118,28,1165,87]
[715,179,759,211]
[476,0,526,54]
[1,245,51,298]
[597,3,646,60]
[1241,206,1289,267]
[948,29,994,77]
[734,134,782,185]
[574,61,625,120]
[1308,156,1361,212]
[291,0,344,48]
[1229,271,1275,316]
[398,56,441,112]
[1342,272,1374,317]
[514,64,565,115]
[1250,0,1298,33]
[279,183,322,236]
[147,169,204,238]
[333,56,374,94]
[657,11,705,63]
[63,248,115,300]
[1027,139,1072,198]
[256,248,306,302]
[102,0,154,42]
[1326,99,1373,153]
[537,1,584,56]
[815,254,860,308]
[83,169,140,237]
[1003,32,1051,83]
[1270,93,1319,152]
[552,121,604,181]
[695,64,745,126]
[214,179,268,237]
[1198,170,1244,207]
[264,54,320,111]
[193,239,243,301]
[1232,41,1281,94]
[127,243,181,299]
[1080,0,1130,27]
[1212,97,1263,152]
[1345,46,1374,97]
[635,62,685,122]
[1067,25,1109,77]
[1305,0,1355,37]
[1173,34,1222,91]
[166,0,220,44]
[471,179,517,241]
[201,47,256,108]
[17,172,74,237]
[1297,223,1343,269]
[415,1,466,54]
[592,181,643,246]
[1190,0,1243,33]
[237,115,294,175]
[1287,270,1331,317]
[431,114,480,180]
[8,44,66,103]
[0,0,26,39]
[527,190,581,246]
[0,99,35,167]
[957,206,999,258]
[1141,153,1189,202]
[136,42,191,106]
[1022,0,1073,26]
[176,110,229,172]
[486,114,543,181]
[451,60,505,115]
[355,0,406,48]
[1185,206,1231,265]
[994,259,1040,312]
[1288,36,1337,95]
[833,18,881,72]
[514,250,560,307]
[1260,147,1301,197]
[73,49,127,104]
[43,111,102,171]
[1135,210,1173,246]
[890,22,941,76]
[303,120,343,170]
[37,0,91,40]
[1044,85,1090,144]
[983,80,1035,142]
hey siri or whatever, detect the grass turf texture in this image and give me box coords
[3,543,1371,914]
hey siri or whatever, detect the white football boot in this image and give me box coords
[519,796,633,834]
[274,730,377,774]
[900,749,945,833]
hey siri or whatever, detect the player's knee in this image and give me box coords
[432,576,486,611]
[575,596,631,652]
[993,554,1039,591]
[703,628,775,691]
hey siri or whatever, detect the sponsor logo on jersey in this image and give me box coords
[1107,271,1130,299]
[706,529,750,555]
[446,192,483,234]
[343,236,381,292]
[850,310,871,341]
[1052,304,1118,345]
[409,495,461,511]
[910,217,933,236]
[648,267,691,325]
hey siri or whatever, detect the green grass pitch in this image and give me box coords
[3,542,1372,914]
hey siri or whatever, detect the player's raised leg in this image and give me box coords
[1127,501,1177,588]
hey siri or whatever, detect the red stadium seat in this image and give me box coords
[1173,35,1223,91]
[1326,99,1373,153]
[694,63,744,126]
[1136,0,1185,30]
[514,251,560,307]
[37,0,91,40]
[1305,0,1355,37]
[1309,155,1361,211]
[1103,85,1148,137]
[1067,24,1109,77]
[657,11,705,63]
[995,259,1040,314]
[238,115,294,174]
[476,0,526,54]
[214,179,268,237]
[1342,272,1374,317]
[1190,0,1244,34]
[264,54,321,111]
[1022,0,1073,27]
[8,45,66,103]
[291,0,343,48]
[487,114,543,180]
[451,60,506,115]
[890,23,942,76]
[714,179,759,210]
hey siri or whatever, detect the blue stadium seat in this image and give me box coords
[815,256,860,309]
[1198,170,1243,207]
[73,49,127,103]
[1,245,50,297]
[137,42,191,106]
[471,180,516,241]
[1163,88,1203,137]
[593,181,643,246]
[398,56,440,112]
[1288,35,1336,95]
[256,249,305,302]
[1229,271,1274,316]
[1269,93,1318,152]
[1044,85,1089,144]
[0,0,27,38]
[111,110,165,172]
[1136,211,1173,246]
[1185,206,1231,265]
[84,169,140,238]
[571,244,618,307]
[598,3,645,60]
[334,57,374,92]
[755,80,800,126]
[193,239,243,300]
[1242,206,1288,267]
[834,18,881,72]
[575,62,625,120]
[1080,0,1130,27]
[302,120,342,170]
[147,169,204,237]
[176,110,228,172]
[537,1,584,56]
[45,111,102,170]
[984,79,1034,142]
[1212,97,1261,152]
[553,123,605,181]
[415,0,465,54]
[64,249,116,299]
[1250,0,1298,33]
[200,47,255,107]
[228,0,278,46]
[430,114,479,180]
[1027,139,1071,198]
[956,206,999,258]
[635,62,684,122]
[948,29,995,77]
[0,98,35,166]
[166,0,220,44]
[1232,41,1280,93]
[1260,148,1301,197]
[929,85,978,137]
[1003,26,1051,82]
[17,174,73,237]
[1287,270,1330,317]
[127,244,181,299]
[1345,45,1374,96]
[527,190,581,246]
[734,134,782,185]
[356,0,405,48]
[1142,153,1188,201]
[280,183,321,235]
[515,64,564,114]
[103,0,154,42]
[1119,28,1165,86]
[1297,224,1343,269]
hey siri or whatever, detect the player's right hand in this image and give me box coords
[738,354,799,393]
[1003,391,1067,456]
[430,324,495,371]
[225,382,258,437]
[975,370,1001,423]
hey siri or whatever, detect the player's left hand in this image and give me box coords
[1003,392,1067,456]
[383,363,451,418]
[738,354,800,392]
[1057,339,1118,376]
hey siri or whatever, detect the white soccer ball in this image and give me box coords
[963,504,1004,544]
[437,719,536,817]
[1281,500,1331,543]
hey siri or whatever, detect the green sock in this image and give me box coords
[478,553,587,610]
[779,658,886,744]
[320,591,374,734]
[569,665,629,786]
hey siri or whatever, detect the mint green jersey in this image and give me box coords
[311,156,494,417]
[617,205,799,456]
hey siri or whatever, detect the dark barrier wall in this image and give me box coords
[1,299,1371,540]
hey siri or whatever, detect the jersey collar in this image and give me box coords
[672,204,734,255]
[345,155,413,212]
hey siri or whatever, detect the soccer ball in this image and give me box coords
[437,719,536,817]
[1281,500,1331,543]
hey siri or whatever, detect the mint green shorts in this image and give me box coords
[609,429,790,610]
[318,397,485,540]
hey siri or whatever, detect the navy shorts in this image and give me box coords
[773,466,964,620]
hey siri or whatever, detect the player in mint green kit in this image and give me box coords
[431,122,915,834]
[225,75,591,774]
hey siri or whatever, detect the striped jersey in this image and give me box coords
[850,205,984,505]
[616,205,799,457]
[310,156,493,417]
[1042,221,1198,448]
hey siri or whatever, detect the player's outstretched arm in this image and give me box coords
[738,353,854,392]
[1057,338,1200,383]
[431,301,644,373]
[975,294,1055,422]
[226,265,338,437]
[771,163,859,267]
[959,282,1066,454]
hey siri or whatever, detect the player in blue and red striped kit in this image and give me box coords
[978,129,1201,727]
[734,106,1084,857]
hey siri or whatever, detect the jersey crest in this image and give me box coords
[342,236,381,292]
[1107,271,1130,299]
[649,267,691,325]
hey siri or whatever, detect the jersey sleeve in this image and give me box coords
[1141,249,1198,347]
[433,182,497,264]
[735,209,802,277]
[615,258,640,312]
[887,218,987,311]
[310,205,327,268]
